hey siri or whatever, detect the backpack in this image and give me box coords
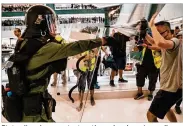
[4,38,47,96]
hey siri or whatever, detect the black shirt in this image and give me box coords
[110,32,129,57]
[142,48,156,69]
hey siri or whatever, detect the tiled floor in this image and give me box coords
[2,98,183,123]
[2,69,178,123]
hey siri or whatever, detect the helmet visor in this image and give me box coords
[45,14,60,35]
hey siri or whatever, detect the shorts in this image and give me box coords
[78,71,94,92]
[149,89,182,119]
[113,56,126,70]
[136,65,159,91]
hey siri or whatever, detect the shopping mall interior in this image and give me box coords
[1,3,183,122]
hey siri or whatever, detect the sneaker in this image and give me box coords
[110,80,116,87]
[175,106,182,114]
[148,94,153,101]
[118,78,128,83]
[94,84,100,89]
[134,93,144,100]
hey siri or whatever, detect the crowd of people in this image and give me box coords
[2,4,36,12]
[58,16,105,24]
[2,17,105,26]
[55,4,98,10]
[2,19,25,26]
[2,4,98,12]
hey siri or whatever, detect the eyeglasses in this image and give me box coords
[160,30,167,35]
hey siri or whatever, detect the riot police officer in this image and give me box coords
[2,5,119,122]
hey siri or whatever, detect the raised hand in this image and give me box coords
[149,12,159,28]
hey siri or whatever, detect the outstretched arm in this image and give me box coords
[149,13,177,50]
[27,38,107,70]
[27,35,119,70]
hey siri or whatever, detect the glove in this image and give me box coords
[55,35,63,42]
[103,36,120,48]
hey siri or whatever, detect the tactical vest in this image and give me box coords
[140,47,161,69]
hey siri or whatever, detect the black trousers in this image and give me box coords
[92,56,101,84]
[136,64,159,91]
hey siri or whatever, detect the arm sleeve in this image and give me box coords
[27,38,102,70]
[167,38,180,53]
[50,38,102,62]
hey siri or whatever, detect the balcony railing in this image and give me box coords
[2,23,105,31]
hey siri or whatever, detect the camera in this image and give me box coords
[135,18,151,45]
[139,18,148,39]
